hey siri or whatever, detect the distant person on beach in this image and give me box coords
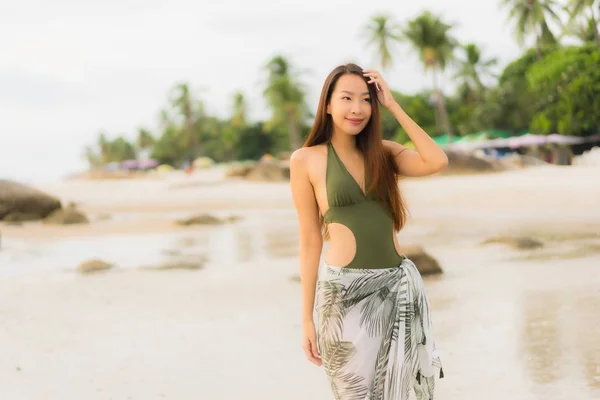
[289,63,448,399]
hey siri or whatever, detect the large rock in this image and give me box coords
[400,245,443,276]
[225,162,256,178]
[77,259,114,274]
[2,212,44,222]
[0,180,62,221]
[440,150,501,175]
[245,160,290,182]
[43,204,89,225]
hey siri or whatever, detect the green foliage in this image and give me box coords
[83,6,600,170]
[386,91,438,142]
[84,133,137,167]
[527,43,600,135]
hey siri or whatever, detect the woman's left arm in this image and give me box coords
[363,69,449,177]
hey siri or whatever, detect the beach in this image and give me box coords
[1,164,599,399]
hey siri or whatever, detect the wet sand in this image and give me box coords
[1,164,599,399]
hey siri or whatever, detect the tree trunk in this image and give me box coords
[184,102,199,159]
[591,9,600,51]
[432,69,453,143]
[535,35,542,61]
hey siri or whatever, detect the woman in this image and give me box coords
[289,63,447,399]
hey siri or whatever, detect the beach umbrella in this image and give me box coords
[546,134,587,145]
[120,160,139,169]
[508,134,547,149]
[138,159,159,169]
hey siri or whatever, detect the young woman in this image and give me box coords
[289,63,448,400]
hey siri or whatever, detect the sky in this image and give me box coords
[0,0,523,184]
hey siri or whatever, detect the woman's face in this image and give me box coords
[326,73,372,136]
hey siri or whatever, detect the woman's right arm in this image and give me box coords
[289,148,323,324]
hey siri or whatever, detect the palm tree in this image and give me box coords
[231,91,247,128]
[136,128,154,150]
[263,55,307,151]
[223,91,248,161]
[363,14,402,70]
[401,11,458,142]
[170,83,202,158]
[499,0,565,59]
[567,0,600,48]
[453,43,498,103]
[97,132,110,164]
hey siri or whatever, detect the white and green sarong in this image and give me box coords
[315,257,443,400]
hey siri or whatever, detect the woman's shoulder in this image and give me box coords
[290,144,328,168]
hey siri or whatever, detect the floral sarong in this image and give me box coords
[315,257,443,400]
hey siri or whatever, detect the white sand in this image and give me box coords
[1,164,599,399]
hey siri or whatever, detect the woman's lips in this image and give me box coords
[346,118,364,125]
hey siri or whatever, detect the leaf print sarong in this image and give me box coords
[314,257,443,400]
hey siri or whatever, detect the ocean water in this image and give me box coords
[0,209,301,276]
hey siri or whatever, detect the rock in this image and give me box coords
[225,163,254,178]
[77,259,114,274]
[4,220,23,226]
[400,245,443,276]
[440,150,501,175]
[2,212,43,222]
[43,204,89,225]
[95,213,112,221]
[481,236,544,250]
[277,151,292,161]
[0,180,62,221]
[175,213,240,226]
[145,260,205,271]
[244,160,290,182]
[175,214,223,226]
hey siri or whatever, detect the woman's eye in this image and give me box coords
[363,98,371,102]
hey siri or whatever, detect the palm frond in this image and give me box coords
[317,280,348,343]
[331,372,369,400]
[322,341,355,374]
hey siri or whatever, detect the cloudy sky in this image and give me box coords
[0,0,523,183]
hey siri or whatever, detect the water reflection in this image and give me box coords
[519,289,600,398]
[234,228,255,263]
[576,294,600,392]
[263,220,298,259]
[201,210,299,267]
[520,291,563,385]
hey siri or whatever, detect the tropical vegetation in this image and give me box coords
[84,3,600,169]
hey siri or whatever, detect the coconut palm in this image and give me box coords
[499,0,565,59]
[231,91,247,128]
[136,128,154,150]
[263,55,307,151]
[567,0,600,48]
[222,91,247,161]
[363,14,402,70]
[170,83,202,157]
[401,11,458,142]
[453,43,498,103]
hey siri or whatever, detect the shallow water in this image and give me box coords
[0,209,300,275]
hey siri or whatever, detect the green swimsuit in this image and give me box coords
[323,142,405,269]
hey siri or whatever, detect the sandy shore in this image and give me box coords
[1,164,600,399]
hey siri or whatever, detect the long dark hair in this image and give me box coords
[303,63,408,236]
